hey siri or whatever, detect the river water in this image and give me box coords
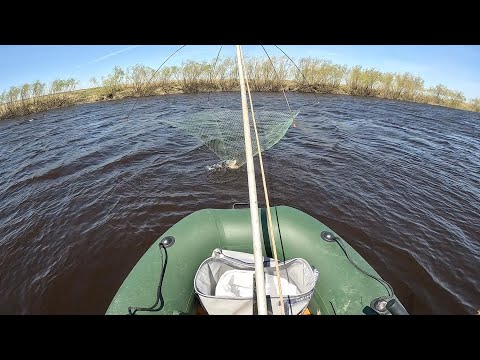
[0,92,478,314]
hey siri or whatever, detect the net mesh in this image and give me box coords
[159,109,296,168]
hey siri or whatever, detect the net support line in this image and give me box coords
[260,45,294,117]
[239,46,286,315]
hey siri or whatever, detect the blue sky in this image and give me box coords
[0,45,479,99]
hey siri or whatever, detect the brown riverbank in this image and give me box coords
[2,82,478,121]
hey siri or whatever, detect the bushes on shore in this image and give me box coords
[0,78,78,119]
[1,56,479,120]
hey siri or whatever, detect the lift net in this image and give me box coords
[159,109,296,168]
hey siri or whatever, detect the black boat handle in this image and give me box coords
[386,299,409,315]
[232,202,250,209]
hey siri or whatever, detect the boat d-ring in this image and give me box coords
[160,236,175,248]
[370,297,390,315]
[321,231,336,242]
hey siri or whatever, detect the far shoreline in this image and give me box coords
[2,55,479,120]
[2,83,479,122]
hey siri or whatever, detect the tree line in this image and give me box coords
[1,56,479,120]
[0,78,79,119]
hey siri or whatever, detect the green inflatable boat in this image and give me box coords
[106,45,407,315]
[106,205,407,315]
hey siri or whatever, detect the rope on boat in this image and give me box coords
[240,46,286,315]
[128,243,168,315]
[334,236,394,297]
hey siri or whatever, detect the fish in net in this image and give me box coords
[158,109,297,169]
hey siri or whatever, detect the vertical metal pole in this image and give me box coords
[235,45,268,315]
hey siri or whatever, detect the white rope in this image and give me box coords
[239,46,286,315]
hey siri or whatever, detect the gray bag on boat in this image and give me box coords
[194,249,319,315]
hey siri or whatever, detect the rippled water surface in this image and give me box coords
[0,92,478,314]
